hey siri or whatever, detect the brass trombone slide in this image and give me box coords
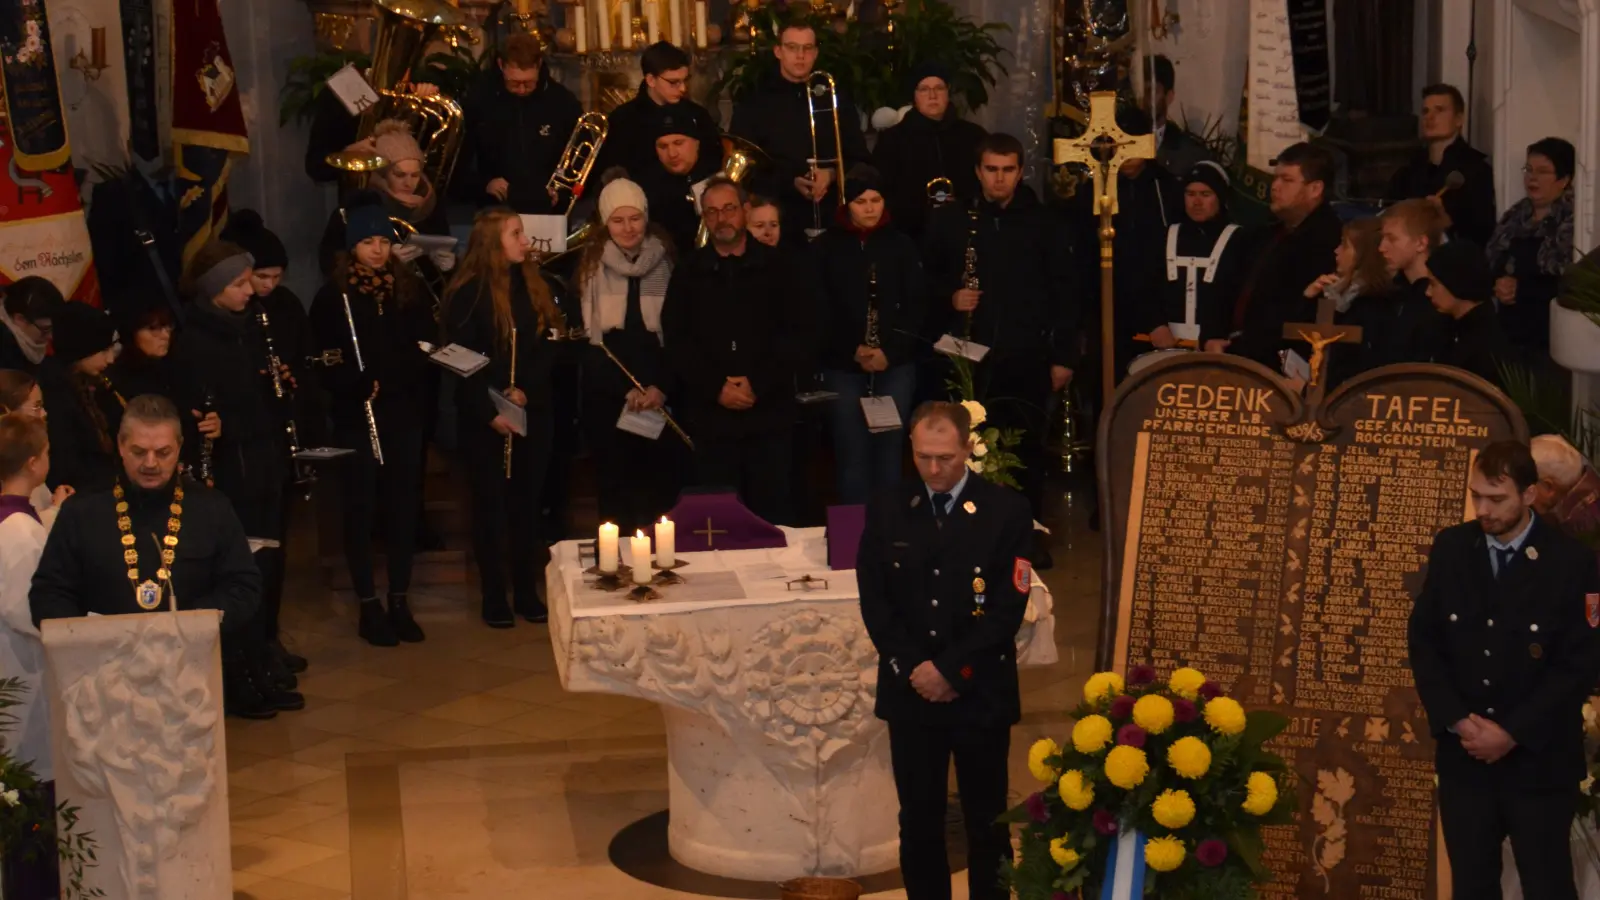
[547,112,609,214]
[804,71,848,239]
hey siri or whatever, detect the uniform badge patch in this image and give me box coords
[1588,594,1600,628]
[1013,557,1032,594]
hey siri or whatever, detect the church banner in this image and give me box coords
[1287,0,1330,133]
[120,0,157,160]
[170,0,248,262]
[0,0,99,304]
[1245,0,1304,174]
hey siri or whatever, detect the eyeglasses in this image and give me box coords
[657,75,688,89]
[780,42,818,54]
[915,84,948,96]
[1522,165,1559,178]
[704,202,743,219]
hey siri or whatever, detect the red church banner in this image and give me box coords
[171,0,248,262]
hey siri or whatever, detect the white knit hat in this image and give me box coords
[598,177,648,222]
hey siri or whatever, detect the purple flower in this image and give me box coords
[1116,724,1147,748]
[1093,808,1119,835]
[1109,694,1136,720]
[1198,681,1224,701]
[1025,792,1050,824]
[1172,698,1198,723]
[1128,664,1157,686]
[1196,838,1228,867]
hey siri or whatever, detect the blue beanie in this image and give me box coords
[344,204,396,251]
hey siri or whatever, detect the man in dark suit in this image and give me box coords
[1409,440,1600,900]
[857,400,1033,900]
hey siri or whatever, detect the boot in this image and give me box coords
[261,645,299,692]
[358,597,399,647]
[271,638,309,674]
[388,593,425,643]
[247,647,306,712]
[514,594,548,625]
[482,596,515,629]
[224,657,277,720]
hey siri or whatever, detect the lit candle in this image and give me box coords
[631,530,653,583]
[655,516,676,567]
[596,0,611,49]
[669,0,683,46]
[598,522,619,573]
[646,0,659,44]
[694,0,707,48]
[575,2,587,53]
[620,1,633,48]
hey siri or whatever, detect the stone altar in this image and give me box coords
[548,525,1057,881]
[41,611,232,899]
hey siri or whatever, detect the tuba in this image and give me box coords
[547,112,609,214]
[357,0,473,198]
[695,133,769,248]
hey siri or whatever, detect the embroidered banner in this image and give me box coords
[1245,0,1303,174]
[0,108,100,304]
[120,0,157,160]
[1287,0,1331,132]
[171,0,248,262]
[0,0,70,171]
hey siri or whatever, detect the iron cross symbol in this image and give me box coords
[1051,91,1157,216]
[1282,292,1363,406]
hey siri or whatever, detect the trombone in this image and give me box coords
[547,112,609,215]
[804,71,848,240]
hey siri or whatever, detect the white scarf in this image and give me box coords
[582,236,671,346]
[1,314,45,365]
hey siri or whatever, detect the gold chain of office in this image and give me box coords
[114,481,184,604]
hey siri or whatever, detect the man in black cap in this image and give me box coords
[594,41,723,181]
[1426,239,1510,387]
[871,61,987,241]
[637,104,725,254]
[0,278,63,374]
[1154,162,1245,354]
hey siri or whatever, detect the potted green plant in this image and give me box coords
[0,677,103,899]
[279,43,486,128]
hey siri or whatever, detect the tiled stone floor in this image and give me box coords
[225,481,1104,899]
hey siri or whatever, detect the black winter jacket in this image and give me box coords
[593,83,721,182]
[461,65,584,214]
[308,270,437,430]
[441,268,563,432]
[870,109,986,239]
[811,214,926,371]
[1384,136,1498,247]
[1228,202,1344,369]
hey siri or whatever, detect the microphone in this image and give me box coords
[1433,170,1466,198]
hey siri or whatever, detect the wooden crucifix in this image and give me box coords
[1281,292,1363,409]
[1052,91,1157,408]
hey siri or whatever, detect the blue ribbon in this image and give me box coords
[1099,828,1146,900]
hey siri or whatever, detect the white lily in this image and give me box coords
[961,399,987,427]
[966,458,985,473]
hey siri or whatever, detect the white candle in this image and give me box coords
[598,522,619,573]
[669,0,683,47]
[655,516,676,567]
[596,0,611,50]
[575,2,587,53]
[620,1,634,48]
[694,0,707,48]
[631,530,653,583]
[646,0,659,44]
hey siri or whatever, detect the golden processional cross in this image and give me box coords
[1052,91,1156,409]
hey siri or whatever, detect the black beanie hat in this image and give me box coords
[220,209,288,270]
[1183,161,1231,198]
[52,302,118,363]
[843,165,882,203]
[1426,240,1494,305]
[906,61,952,99]
[652,105,702,142]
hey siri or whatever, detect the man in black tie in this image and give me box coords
[1408,440,1600,900]
[856,400,1033,900]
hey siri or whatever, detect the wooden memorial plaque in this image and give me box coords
[1098,352,1526,899]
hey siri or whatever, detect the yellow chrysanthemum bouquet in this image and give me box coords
[1004,666,1295,900]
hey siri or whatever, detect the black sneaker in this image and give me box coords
[224,665,277,720]
[515,596,548,624]
[271,638,309,674]
[482,597,515,629]
[359,597,399,647]
[388,594,426,643]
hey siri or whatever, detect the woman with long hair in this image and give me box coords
[310,202,435,646]
[35,302,119,493]
[443,207,565,627]
[574,176,680,534]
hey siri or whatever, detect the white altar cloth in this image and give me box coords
[548,526,1056,880]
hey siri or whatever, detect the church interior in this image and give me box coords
[4,0,1600,897]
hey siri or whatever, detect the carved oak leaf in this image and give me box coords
[1286,549,1301,572]
[1279,614,1294,636]
[1322,767,1357,804]
[1294,484,1310,508]
[1401,721,1417,744]
[1299,453,1317,475]
[1278,648,1294,667]
[1311,793,1337,827]
[1318,836,1346,869]
[1291,518,1307,540]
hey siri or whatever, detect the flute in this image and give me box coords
[597,342,694,450]
[340,291,384,465]
[504,326,517,479]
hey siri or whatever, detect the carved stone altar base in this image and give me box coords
[42,611,231,899]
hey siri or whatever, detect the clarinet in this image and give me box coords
[340,291,385,465]
[257,306,316,494]
[864,263,881,351]
[960,205,980,340]
[198,389,217,487]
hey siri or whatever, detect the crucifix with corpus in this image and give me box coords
[1052,92,1156,409]
[1281,292,1363,410]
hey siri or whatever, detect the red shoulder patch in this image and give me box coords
[960,665,974,680]
[1013,557,1032,594]
[1587,593,1599,629]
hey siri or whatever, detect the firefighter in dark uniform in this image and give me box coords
[1408,440,1600,900]
[856,400,1033,900]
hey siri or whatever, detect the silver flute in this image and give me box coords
[341,291,385,465]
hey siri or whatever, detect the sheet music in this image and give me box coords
[519,215,569,256]
[325,64,379,117]
[860,396,903,433]
[934,334,991,362]
[1247,0,1305,172]
[403,233,459,255]
[426,342,491,377]
[491,391,528,436]
[1282,349,1311,382]
[616,406,668,440]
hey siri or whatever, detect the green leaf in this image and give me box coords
[1238,711,1289,750]
[1225,827,1267,881]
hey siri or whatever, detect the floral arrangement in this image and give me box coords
[956,397,1021,489]
[1005,666,1296,900]
[0,677,103,899]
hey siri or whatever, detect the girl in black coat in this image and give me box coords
[37,302,120,494]
[309,205,436,646]
[442,207,566,627]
